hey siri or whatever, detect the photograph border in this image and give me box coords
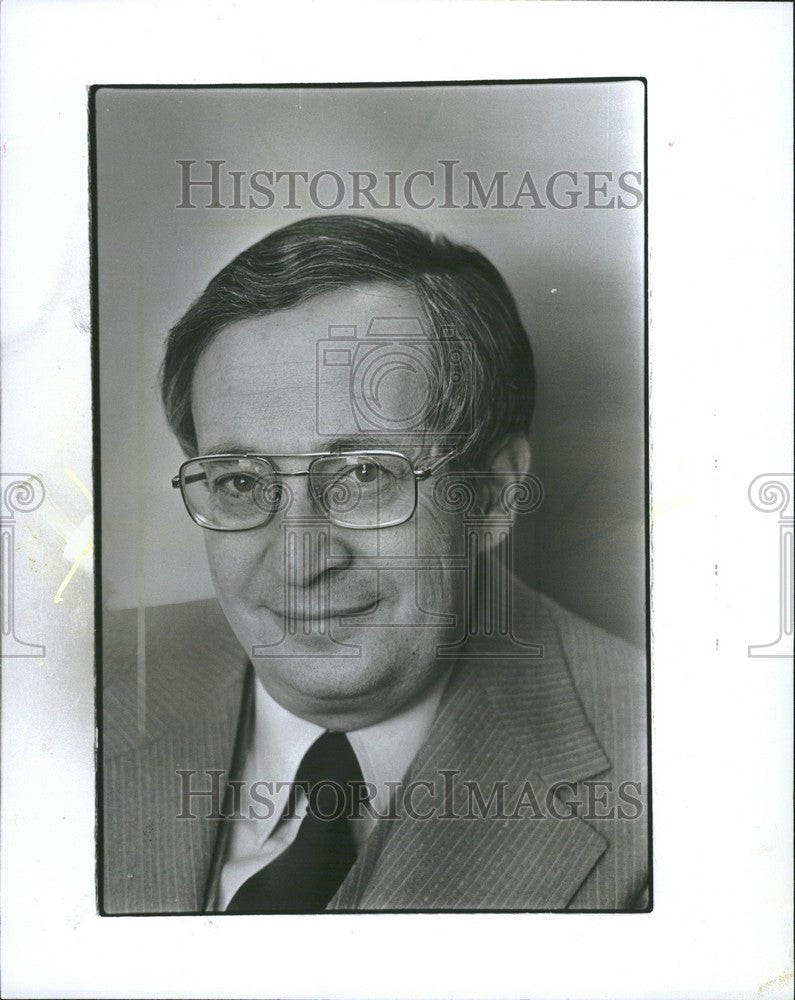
[89,76,652,917]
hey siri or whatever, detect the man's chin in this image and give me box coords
[252,657,400,728]
[249,627,362,657]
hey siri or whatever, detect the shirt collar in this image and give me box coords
[346,670,452,816]
[252,678,325,786]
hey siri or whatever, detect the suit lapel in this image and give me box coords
[103,635,250,914]
[331,590,611,910]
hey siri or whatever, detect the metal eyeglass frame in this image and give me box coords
[171,449,457,531]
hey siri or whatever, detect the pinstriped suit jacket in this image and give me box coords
[101,581,649,913]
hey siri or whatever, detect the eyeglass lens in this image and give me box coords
[179,453,416,529]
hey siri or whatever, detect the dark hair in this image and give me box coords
[160,215,535,463]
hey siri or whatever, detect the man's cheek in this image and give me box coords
[204,537,229,587]
[204,536,253,595]
[414,496,464,558]
[413,515,466,616]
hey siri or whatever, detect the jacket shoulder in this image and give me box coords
[536,591,647,766]
[538,593,647,709]
[101,598,248,757]
[535,593,649,910]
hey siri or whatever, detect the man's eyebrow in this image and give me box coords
[201,442,266,456]
[323,435,414,452]
[199,436,412,457]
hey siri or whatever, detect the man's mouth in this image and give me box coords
[262,595,380,622]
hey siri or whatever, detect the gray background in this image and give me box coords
[96,82,645,645]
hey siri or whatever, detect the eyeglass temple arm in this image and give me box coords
[415,451,457,481]
[172,472,207,488]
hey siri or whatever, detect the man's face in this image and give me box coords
[191,283,467,730]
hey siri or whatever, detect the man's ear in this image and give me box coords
[480,433,532,522]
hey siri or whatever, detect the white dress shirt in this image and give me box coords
[213,669,451,910]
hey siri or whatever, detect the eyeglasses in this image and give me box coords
[171,450,456,531]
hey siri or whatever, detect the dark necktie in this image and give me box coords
[226,730,364,913]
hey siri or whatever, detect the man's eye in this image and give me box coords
[213,473,258,496]
[341,461,399,489]
[351,462,381,484]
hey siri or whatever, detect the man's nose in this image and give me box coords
[275,474,316,520]
[273,476,354,588]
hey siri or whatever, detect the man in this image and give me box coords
[102,215,648,913]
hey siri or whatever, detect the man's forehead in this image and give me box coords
[191,283,435,452]
[196,283,427,376]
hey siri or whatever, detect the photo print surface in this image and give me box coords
[93,81,649,914]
